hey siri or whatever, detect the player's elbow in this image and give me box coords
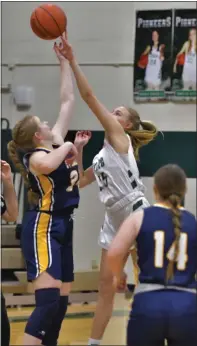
[79,178,88,188]
[3,210,18,223]
[8,212,18,222]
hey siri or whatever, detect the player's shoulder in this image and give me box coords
[184,41,190,49]
[181,208,196,222]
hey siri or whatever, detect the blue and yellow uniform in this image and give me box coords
[21,147,79,282]
[127,204,197,346]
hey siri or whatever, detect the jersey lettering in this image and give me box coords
[98,172,108,191]
[154,230,188,271]
[93,157,105,171]
[128,170,137,189]
[66,170,79,192]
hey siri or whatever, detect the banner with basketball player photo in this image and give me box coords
[133,10,173,102]
[171,9,197,102]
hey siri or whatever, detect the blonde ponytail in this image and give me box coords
[7,140,28,184]
[127,119,158,160]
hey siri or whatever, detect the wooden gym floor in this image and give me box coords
[9,294,130,345]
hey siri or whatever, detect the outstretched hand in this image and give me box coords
[53,31,74,63]
[74,131,92,149]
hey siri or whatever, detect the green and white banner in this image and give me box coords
[171,9,197,103]
[134,10,173,102]
[134,9,196,103]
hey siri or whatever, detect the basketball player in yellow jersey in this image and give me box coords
[7,39,78,346]
[174,28,196,90]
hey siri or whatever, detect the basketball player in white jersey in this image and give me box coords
[174,28,196,90]
[55,36,158,346]
[141,31,165,90]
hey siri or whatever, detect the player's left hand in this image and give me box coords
[113,271,128,293]
[0,160,12,182]
[74,131,92,149]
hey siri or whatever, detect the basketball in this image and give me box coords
[30,4,67,40]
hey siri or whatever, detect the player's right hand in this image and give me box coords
[55,33,74,62]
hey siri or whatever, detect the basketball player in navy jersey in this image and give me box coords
[108,164,197,346]
[7,40,79,346]
[1,160,18,346]
[55,36,158,345]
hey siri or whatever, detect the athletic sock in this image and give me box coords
[88,338,101,345]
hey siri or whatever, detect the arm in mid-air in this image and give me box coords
[29,142,76,175]
[52,38,75,145]
[55,37,129,154]
[74,131,95,188]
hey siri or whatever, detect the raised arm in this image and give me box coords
[55,37,128,153]
[107,210,144,280]
[52,39,75,145]
[29,142,77,175]
[74,131,95,188]
[1,161,18,222]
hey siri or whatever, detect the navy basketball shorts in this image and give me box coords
[21,210,74,282]
[127,289,197,346]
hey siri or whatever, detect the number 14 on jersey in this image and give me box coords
[154,231,188,271]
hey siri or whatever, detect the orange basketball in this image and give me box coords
[137,54,148,69]
[30,4,67,40]
[177,53,185,66]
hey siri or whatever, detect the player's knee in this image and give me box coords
[25,288,60,340]
[99,276,115,300]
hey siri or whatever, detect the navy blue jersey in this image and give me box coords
[23,147,80,212]
[1,195,6,215]
[136,205,197,289]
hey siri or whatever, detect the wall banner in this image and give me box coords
[134,10,173,103]
[171,9,196,103]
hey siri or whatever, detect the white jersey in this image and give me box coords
[182,45,196,83]
[145,46,162,86]
[92,137,146,208]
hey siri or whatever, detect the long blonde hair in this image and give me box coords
[7,115,40,204]
[126,108,158,160]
